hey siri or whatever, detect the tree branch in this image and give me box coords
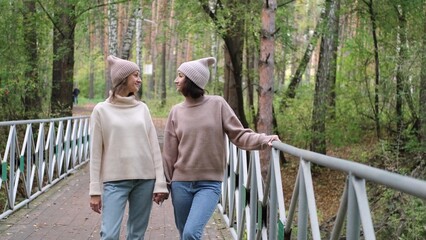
[200,0,224,32]
[277,0,295,8]
[76,0,129,20]
[36,0,65,38]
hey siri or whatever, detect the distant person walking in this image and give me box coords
[162,57,280,239]
[72,88,80,104]
[89,55,168,240]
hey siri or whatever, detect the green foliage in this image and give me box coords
[173,1,214,37]
[74,50,106,100]
[375,189,426,240]
[145,94,183,118]
[276,83,314,149]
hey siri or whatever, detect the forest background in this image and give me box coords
[0,0,425,238]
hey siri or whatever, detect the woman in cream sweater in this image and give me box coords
[89,55,168,240]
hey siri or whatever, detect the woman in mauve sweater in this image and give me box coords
[163,57,280,240]
[89,55,168,240]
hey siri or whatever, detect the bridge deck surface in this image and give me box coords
[0,163,231,240]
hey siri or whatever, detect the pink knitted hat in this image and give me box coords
[107,55,140,87]
[177,57,216,89]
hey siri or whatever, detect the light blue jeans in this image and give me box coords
[101,179,155,240]
[171,181,221,240]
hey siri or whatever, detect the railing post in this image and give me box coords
[35,123,45,190]
[347,174,361,240]
[269,159,278,240]
[0,116,91,220]
[330,178,348,240]
[297,166,308,240]
[352,176,376,240]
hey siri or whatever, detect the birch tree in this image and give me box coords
[106,0,118,97]
[136,6,143,97]
[121,3,139,60]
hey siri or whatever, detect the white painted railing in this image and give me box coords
[0,116,90,219]
[218,140,426,240]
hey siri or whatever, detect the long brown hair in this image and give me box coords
[109,77,138,102]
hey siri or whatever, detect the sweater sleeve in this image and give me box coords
[144,106,168,193]
[89,107,103,196]
[221,98,271,150]
[162,110,178,183]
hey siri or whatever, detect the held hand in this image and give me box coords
[153,192,169,205]
[90,195,102,214]
[268,135,281,146]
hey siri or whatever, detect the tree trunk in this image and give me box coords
[168,0,177,89]
[310,0,340,154]
[280,8,325,111]
[258,0,276,176]
[106,0,118,97]
[158,0,168,106]
[50,2,76,117]
[201,0,249,127]
[396,4,418,138]
[23,0,42,119]
[327,0,340,120]
[366,0,381,139]
[121,4,138,60]
[395,4,406,137]
[136,7,143,98]
[148,0,157,99]
[89,14,95,99]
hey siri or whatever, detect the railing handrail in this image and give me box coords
[272,141,426,199]
[0,116,88,126]
[219,139,426,240]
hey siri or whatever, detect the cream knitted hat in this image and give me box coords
[107,55,140,87]
[177,57,216,89]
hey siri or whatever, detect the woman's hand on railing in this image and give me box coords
[268,135,281,146]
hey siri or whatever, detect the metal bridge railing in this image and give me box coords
[0,116,90,219]
[218,139,426,240]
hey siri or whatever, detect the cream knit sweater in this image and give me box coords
[89,94,168,195]
[163,95,273,183]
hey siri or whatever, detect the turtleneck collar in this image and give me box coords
[106,91,139,106]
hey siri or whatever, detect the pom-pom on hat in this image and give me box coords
[177,57,216,89]
[107,55,140,87]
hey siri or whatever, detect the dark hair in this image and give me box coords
[181,77,205,99]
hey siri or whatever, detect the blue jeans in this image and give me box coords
[101,179,155,240]
[171,181,221,240]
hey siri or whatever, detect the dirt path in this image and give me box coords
[72,103,96,116]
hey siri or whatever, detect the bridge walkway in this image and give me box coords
[0,115,231,240]
[0,162,231,240]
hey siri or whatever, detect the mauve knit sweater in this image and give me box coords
[162,95,273,183]
[89,94,168,196]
